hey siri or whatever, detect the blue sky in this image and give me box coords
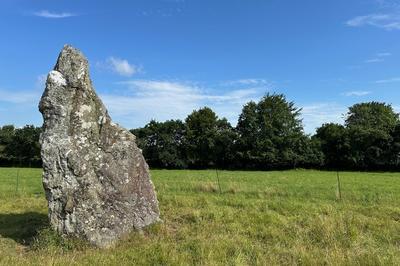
[1,0,399,133]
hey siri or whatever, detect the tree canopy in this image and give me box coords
[1,97,399,171]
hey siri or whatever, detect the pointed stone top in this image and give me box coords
[54,45,89,88]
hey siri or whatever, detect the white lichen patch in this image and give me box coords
[65,149,72,157]
[124,173,130,184]
[78,66,86,79]
[48,70,67,86]
[98,116,107,125]
[76,105,92,118]
[82,122,92,129]
[80,105,92,113]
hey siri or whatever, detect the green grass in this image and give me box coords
[0,168,399,265]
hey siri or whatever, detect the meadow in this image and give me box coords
[0,167,399,265]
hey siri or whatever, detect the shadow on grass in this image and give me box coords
[0,212,48,245]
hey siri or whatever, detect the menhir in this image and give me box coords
[39,45,160,248]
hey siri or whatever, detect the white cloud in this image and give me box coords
[346,13,400,30]
[99,80,352,134]
[341,91,371,97]
[375,77,400,83]
[101,80,264,128]
[232,79,268,85]
[35,74,47,90]
[365,58,384,63]
[301,103,347,134]
[376,0,400,8]
[104,57,139,77]
[223,78,271,87]
[33,10,77,19]
[0,89,40,104]
[364,51,392,63]
[377,52,392,57]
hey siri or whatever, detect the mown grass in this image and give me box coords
[0,168,399,265]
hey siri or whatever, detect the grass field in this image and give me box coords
[0,168,399,265]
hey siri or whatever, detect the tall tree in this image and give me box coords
[185,107,234,168]
[314,123,351,168]
[345,102,399,169]
[236,94,308,169]
[235,101,259,167]
[214,118,237,168]
[346,102,399,131]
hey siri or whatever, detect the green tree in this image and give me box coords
[346,102,399,131]
[0,125,16,165]
[345,102,399,169]
[236,94,308,169]
[391,124,400,167]
[185,107,234,168]
[3,125,42,166]
[235,101,259,167]
[131,120,186,168]
[314,123,351,168]
[0,125,16,145]
[214,118,238,168]
[299,136,324,168]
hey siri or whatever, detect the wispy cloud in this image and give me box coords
[346,13,400,30]
[221,78,273,90]
[341,91,371,97]
[375,77,400,83]
[33,10,78,19]
[365,58,384,63]
[367,51,392,63]
[301,103,347,133]
[376,0,400,9]
[363,52,391,64]
[0,89,40,104]
[377,52,392,57]
[103,79,350,134]
[100,57,140,77]
[102,80,355,134]
[101,79,265,128]
[35,74,47,90]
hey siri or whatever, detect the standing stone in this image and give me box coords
[39,45,160,248]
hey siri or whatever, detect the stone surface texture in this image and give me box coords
[39,45,160,248]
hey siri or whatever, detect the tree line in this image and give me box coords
[1,93,399,170]
[0,124,42,167]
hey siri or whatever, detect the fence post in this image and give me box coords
[215,168,222,194]
[16,166,20,194]
[336,170,342,200]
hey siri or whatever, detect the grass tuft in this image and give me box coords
[195,182,219,193]
[31,227,90,252]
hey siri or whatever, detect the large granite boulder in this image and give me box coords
[39,45,160,248]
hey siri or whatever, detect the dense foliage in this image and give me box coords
[1,95,399,170]
[0,125,42,167]
[315,102,400,170]
[234,94,322,169]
